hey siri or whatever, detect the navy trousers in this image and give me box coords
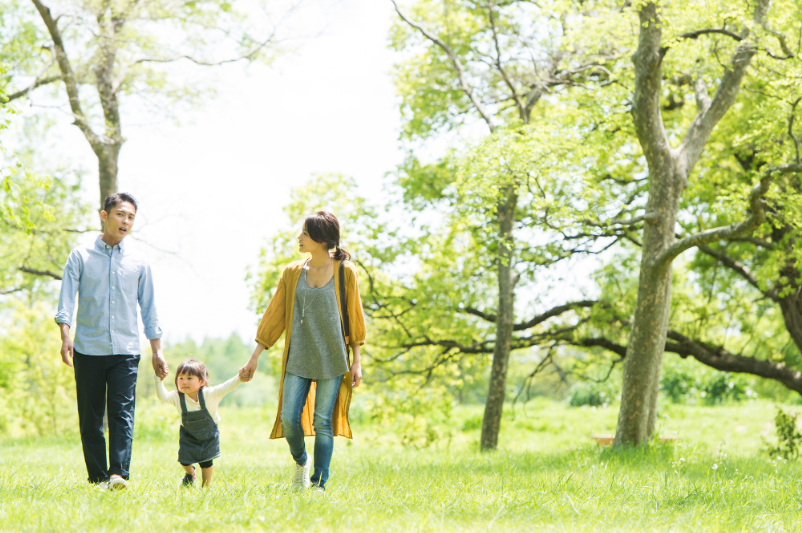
[73,351,140,483]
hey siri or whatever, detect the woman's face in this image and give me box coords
[298,225,324,254]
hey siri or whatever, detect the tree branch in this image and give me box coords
[132,30,278,67]
[583,212,657,227]
[572,331,802,396]
[0,287,25,295]
[697,244,777,300]
[679,28,744,42]
[656,163,802,267]
[679,42,757,172]
[31,0,102,150]
[665,329,802,394]
[487,4,524,122]
[789,98,801,165]
[630,3,671,167]
[463,299,598,331]
[694,75,711,112]
[19,267,62,280]
[4,75,62,102]
[391,0,496,132]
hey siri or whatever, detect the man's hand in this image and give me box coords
[60,338,74,367]
[150,338,168,379]
[58,323,74,367]
[239,358,258,382]
[152,352,169,380]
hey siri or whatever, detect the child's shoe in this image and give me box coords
[182,467,196,487]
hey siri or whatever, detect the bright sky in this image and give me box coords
[31,0,404,344]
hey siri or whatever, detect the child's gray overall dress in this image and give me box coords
[177,388,220,465]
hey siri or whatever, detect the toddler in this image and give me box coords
[155,358,244,487]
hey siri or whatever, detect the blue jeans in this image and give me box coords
[281,372,343,489]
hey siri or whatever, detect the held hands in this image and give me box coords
[239,358,258,382]
[152,351,169,380]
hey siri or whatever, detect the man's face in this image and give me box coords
[100,201,136,241]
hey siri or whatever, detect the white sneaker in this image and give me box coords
[108,476,128,491]
[292,454,311,490]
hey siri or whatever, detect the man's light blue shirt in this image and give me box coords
[55,235,162,356]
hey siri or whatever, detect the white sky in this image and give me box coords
[26,0,405,344]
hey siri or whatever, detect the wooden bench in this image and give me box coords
[590,434,678,446]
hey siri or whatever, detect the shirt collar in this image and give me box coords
[95,234,126,253]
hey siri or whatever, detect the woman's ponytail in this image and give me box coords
[333,243,351,262]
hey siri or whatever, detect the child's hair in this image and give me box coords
[174,358,209,390]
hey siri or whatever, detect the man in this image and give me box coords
[55,192,169,490]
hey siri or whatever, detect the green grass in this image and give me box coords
[2,399,802,532]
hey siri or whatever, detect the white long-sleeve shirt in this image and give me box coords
[154,374,243,423]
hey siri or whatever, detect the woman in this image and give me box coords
[239,211,366,493]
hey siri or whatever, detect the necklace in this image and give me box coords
[300,258,332,324]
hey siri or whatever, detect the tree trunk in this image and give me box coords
[481,185,517,450]
[614,0,760,446]
[615,161,684,445]
[97,144,120,212]
[779,295,802,355]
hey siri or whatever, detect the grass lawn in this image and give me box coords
[1,398,801,532]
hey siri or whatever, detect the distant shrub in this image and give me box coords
[765,407,802,460]
[660,360,756,405]
[701,373,755,405]
[366,390,454,448]
[568,381,617,408]
[660,366,696,403]
[461,414,483,432]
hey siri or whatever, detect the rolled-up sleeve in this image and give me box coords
[345,263,367,347]
[255,270,287,348]
[138,262,163,340]
[55,251,81,326]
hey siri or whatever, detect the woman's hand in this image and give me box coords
[239,358,258,382]
[350,360,362,388]
[240,344,265,382]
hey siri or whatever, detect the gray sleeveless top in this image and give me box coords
[285,268,349,380]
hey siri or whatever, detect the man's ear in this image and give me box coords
[100,210,108,222]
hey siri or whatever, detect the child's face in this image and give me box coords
[177,372,206,396]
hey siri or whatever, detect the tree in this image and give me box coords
[1,0,282,213]
[389,0,627,450]
[613,0,801,446]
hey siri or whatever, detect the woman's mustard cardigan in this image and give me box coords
[255,258,367,439]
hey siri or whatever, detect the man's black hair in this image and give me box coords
[104,192,139,213]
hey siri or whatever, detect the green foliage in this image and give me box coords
[0,300,76,437]
[765,407,802,461]
[0,0,280,117]
[660,357,758,405]
[368,390,455,449]
[568,380,618,408]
